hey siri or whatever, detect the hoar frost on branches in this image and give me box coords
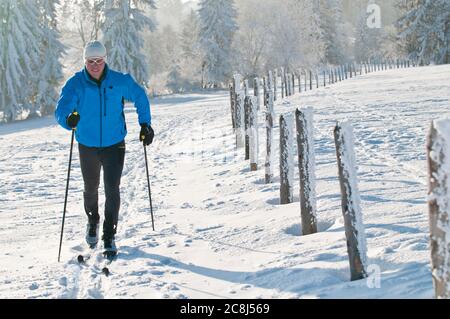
[102,0,157,87]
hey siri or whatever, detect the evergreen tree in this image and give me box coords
[179,9,202,86]
[198,0,238,87]
[102,0,157,86]
[318,0,351,64]
[398,0,450,64]
[34,0,66,117]
[0,0,42,122]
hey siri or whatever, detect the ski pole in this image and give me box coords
[143,143,155,231]
[58,126,76,262]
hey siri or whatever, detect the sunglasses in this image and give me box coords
[86,58,105,66]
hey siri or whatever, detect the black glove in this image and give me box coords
[140,124,154,145]
[67,112,80,129]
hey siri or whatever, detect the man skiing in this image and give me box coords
[55,40,154,258]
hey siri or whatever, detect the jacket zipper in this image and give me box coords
[103,88,107,116]
[99,86,103,147]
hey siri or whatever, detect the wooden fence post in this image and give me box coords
[273,69,278,101]
[235,92,245,148]
[287,73,291,96]
[230,84,236,131]
[292,72,295,94]
[323,71,326,87]
[298,72,302,93]
[305,70,308,91]
[280,113,294,204]
[334,122,368,281]
[265,86,274,183]
[315,72,319,88]
[244,95,251,160]
[309,70,313,90]
[249,96,259,171]
[427,120,450,299]
[281,68,285,99]
[295,108,317,235]
[254,77,260,110]
[284,69,289,97]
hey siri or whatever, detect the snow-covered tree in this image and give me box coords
[60,0,104,47]
[179,9,203,87]
[397,0,450,65]
[0,0,42,122]
[198,0,238,87]
[354,7,383,62]
[268,0,325,69]
[318,0,352,64]
[232,0,272,78]
[34,0,66,117]
[102,0,157,86]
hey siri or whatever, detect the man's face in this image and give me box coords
[85,57,106,80]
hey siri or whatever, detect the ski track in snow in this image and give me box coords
[0,65,449,298]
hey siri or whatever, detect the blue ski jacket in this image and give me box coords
[55,65,151,147]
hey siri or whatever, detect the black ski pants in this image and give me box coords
[78,140,125,240]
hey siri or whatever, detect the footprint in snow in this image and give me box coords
[180,202,193,209]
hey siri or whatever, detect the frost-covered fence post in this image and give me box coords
[292,73,295,94]
[305,71,308,91]
[288,73,292,95]
[280,113,294,204]
[244,96,251,160]
[273,69,278,101]
[254,77,261,110]
[231,74,241,132]
[427,120,450,299]
[235,92,245,148]
[309,70,313,90]
[323,71,326,87]
[295,108,317,235]
[349,64,353,78]
[315,72,319,88]
[338,67,342,82]
[268,70,274,96]
[281,68,285,99]
[265,85,274,183]
[229,84,236,131]
[298,72,302,93]
[249,96,259,171]
[345,64,348,79]
[244,79,249,96]
[334,122,368,281]
[285,72,290,96]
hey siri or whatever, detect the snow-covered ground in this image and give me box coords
[0,65,449,299]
